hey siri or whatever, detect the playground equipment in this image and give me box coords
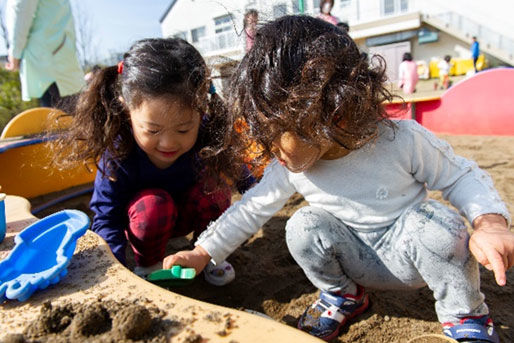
[0,107,96,198]
[386,68,514,136]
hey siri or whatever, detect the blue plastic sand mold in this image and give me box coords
[0,193,6,243]
[0,210,90,302]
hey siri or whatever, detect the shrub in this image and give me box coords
[0,69,38,133]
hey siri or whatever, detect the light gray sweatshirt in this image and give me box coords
[196,120,510,264]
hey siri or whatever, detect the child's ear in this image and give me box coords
[118,96,130,112]
[118,96,131,121]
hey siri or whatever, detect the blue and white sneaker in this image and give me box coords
[298,285,369,341]
[442,315,499,343]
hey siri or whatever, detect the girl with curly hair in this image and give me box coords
[54,38,253,285]
[164,16,512,342]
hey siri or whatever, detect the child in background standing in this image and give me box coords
[244,9,259,52]
[164,16,513,342]
[398,52,418,94]
[54,38,250,285]
[437,55,452,90]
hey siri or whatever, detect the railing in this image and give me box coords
[430,11,514,57]
[337,0,513,58]
[193,30,243,55]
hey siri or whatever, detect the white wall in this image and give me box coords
[161,0,244,40]
[329,0,514,42]
[413,28,472,61]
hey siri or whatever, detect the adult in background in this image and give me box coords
[471,36,480,72]
[5,0,85,109]
[317,0,340,26]
[397,52,418,94]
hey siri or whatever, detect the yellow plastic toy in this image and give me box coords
[0,108,96,198]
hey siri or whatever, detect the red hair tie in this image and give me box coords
[117,61,124,74]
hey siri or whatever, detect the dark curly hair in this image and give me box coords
[226,15,395,170]
[53,38,236,186]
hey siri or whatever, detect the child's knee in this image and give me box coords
[285,206,332,253]
[406,201,469,262]
[127,188,177,238]
[188,183,231,213]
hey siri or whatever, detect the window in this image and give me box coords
[191,26,206,43]
[313,0,320,13]
[273,3,287,18]
[340,0,350,8]
[292,0,300,13]
[383,0,395,15]
[214,14,237,50]
[214,14,232,34]
[173,31,187,40]
[400,0,408,12]
[382,0,409,16]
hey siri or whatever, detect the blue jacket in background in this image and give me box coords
[471,41,480,58]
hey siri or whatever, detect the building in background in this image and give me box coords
[160,0,314,94]
[160,0,514,91]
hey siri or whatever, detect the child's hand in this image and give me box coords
[162,245,212,275]
[470,214,514,286]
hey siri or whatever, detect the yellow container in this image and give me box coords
[429,55,485,78]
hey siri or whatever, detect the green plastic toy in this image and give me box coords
[146,265,196,287]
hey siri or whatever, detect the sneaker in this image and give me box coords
[133,261,162,278]
[203,260,235,286]
[298,285,369,341]
[442,315,499,343]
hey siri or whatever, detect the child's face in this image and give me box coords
[271,131,344,173]
[129,97,200,169]
[245,14,257,27]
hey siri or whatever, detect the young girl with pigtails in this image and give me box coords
[54,38,251,285]
[165,16,513,342]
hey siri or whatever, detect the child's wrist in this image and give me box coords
[472,213,508,231]
[193,245,213,265]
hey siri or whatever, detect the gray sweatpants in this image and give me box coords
[285,200,488,323]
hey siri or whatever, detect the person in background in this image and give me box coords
[471,36,480,72]
[165,16,512,343]
[4,0,85,109]
[243,9,258,52]
[398,52,418,94]
[437,55,452,90]
[317,0,339,26]
[53,38,253,285]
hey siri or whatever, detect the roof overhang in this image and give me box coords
[159,0,177,23]
[350,11,421,40]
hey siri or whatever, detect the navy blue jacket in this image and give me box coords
[89,146,197,264]
[90,145,255,265]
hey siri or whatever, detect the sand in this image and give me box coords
[3,299,171,343]
[28,133,514,343]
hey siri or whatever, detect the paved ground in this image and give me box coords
[389,75,467,101]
